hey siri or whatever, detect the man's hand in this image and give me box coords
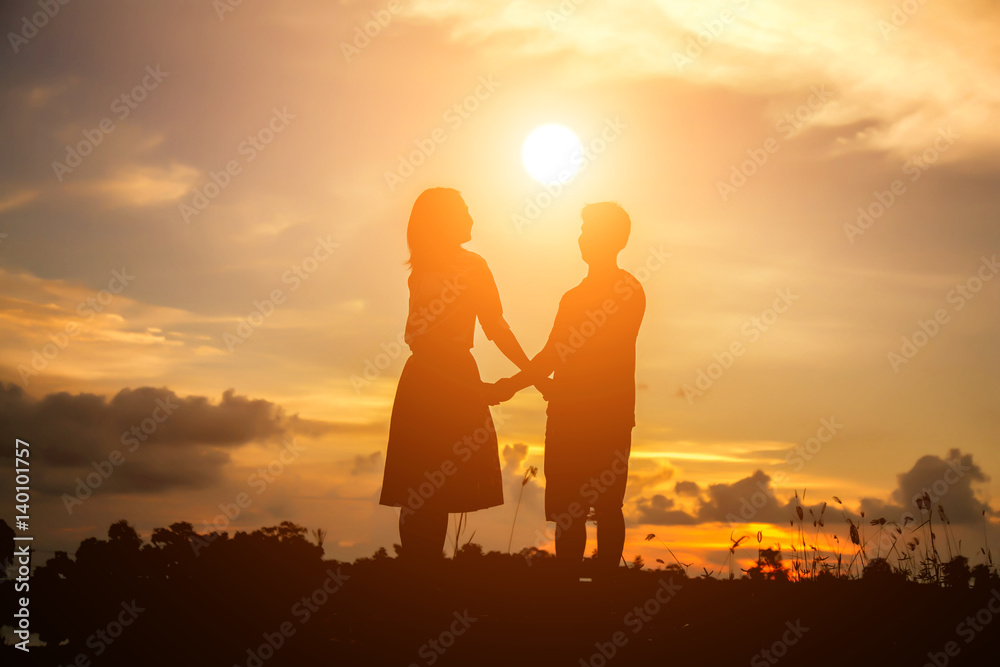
[534,377,555,401]
[482,378,518,405]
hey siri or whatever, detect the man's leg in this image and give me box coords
[545,427,587,566]
[595,507,625,570]
[595,435,631,570]
[554,515,587,563]
[547,475,586,566]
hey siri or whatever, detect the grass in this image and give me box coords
[507,465,537,554]
[13,513,1000,666]
[633,490,996,587]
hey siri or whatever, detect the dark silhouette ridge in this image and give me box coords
[3,519,999,667]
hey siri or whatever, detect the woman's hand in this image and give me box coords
[482,378,518,405]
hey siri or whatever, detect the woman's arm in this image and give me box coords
[486,288,567,403]
[486,340,558,404]
[474,254,531,370]
[491,326,531,370]
[506,342,557,391]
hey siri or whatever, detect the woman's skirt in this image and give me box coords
[379,348,503,513]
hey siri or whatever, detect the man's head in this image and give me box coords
[578,202,631,266]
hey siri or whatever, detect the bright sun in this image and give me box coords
[521,124,584,185]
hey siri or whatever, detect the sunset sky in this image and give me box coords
[1,0,998,573]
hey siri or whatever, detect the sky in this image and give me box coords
[0,0,998,573]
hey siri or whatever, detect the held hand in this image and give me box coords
[482,378,517,405]
[534,377,555,401]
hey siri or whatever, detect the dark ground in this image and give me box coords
[6,558,1000,666]
[3,522,999,666]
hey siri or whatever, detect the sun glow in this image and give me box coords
[521,124,584,184]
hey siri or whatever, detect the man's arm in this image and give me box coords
[486,339,558,404]
[504,343,557,392]
[485,292,569,404]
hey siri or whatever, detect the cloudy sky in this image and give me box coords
[1,0,998,571]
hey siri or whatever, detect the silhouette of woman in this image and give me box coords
[379,188,530,560]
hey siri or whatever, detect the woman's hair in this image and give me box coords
[406,187,470,270]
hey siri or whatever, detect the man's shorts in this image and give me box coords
[543,420,632,522]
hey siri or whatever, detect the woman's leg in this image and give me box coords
[399,507,448,560]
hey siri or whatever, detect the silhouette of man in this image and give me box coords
[489,202,645,571]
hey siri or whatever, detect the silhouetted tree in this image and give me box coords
[0,519,14,576]
[862,557,897,582]
[662,563,688,580]
[456,542,485,562]
[971,563,999,590]
[746,547,789,582]
[942,556,971,588]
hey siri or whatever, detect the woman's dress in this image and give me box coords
[379,249,509,513]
